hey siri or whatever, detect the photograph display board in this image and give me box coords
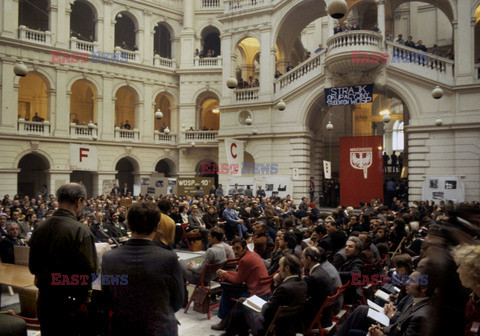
[422,176,465,203]
[227,176,293,198]
[140,173,177,197]
[177,177,214,196]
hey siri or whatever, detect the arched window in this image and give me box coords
[392,120,404,151]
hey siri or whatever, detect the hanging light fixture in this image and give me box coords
[328,0,348,19]
[226,77,238,89]
[326,121,334,130]
[382,113,391,123]
[164,127,171,134]
[14,61,28,77]
[155,109,163,119]
[212,108,220,114]
[191,141,196,147]
[245,117,253,125]
[435,117,443,126]
[276,100,286,111]
[432,85,443,99]
[88,121,96,128]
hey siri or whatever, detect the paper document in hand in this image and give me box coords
[367,299,384,313]
[367,308,390,327]
[374,289,390,302]
[247,243,254,251]
[243,295,267,312]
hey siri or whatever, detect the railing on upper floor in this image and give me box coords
[18,26,52,46]
[181,130,218,143]
[69,124,98,139]
[475,64,480,80]
[235,87,259,102]
[70,37,98,53]
[114,47,139,63]
[154,131,177,145]
[18,120,51,136]
[201,0,221,7]
[194,56,222,67]
[225,0,266,12]
[153,55,176,69]
[386,42,454,85]
[114,127,140,142]
[327,30,383,51]
[274,51,325,94]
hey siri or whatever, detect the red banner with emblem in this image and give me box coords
[340,136,383,206]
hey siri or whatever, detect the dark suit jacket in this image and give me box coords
[303,264,335,327]
[102,239,184,336]
[339,256,364,283]
[0,235,25,263]
[261,276,308,335]
[104,221,128,238]
[386,297,431,336]
[188,213,206,230]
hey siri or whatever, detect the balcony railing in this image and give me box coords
[18,26,52,45]
[114,47,139,63]
[274,51,325,94]
[69,124,98,139]
[194,56,222,67]
[18,120,51,136]
[202,0,221,7]
[182,130,218,143]
[153,55,176,69]
[327,30,383,51]
[70,37,98,53]
[386,42,454,84]
[475,64,480,80]
[235,87,259,102]
[114,127,140,142]
[154,131,177,145]
[226,0,266,12]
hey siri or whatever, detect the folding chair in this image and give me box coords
[304,290,339,336]
[179,222,202,251]
[224,257,240,270]
[264,303,304,336]
[333,281,351,322]
[184,262,225,319]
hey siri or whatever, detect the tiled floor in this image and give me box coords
[1,249,223,336]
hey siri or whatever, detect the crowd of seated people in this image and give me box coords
[1,186,479,335]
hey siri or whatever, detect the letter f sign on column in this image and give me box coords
[80,148,89,162]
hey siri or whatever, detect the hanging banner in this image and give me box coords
[422,176,465,203]
[340,136,383,206]
[70,144,98,171]
[224,138,244,175]
[325,84,374,106]
[323,160,331,179]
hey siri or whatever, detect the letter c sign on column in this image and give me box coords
[230,143,237,159]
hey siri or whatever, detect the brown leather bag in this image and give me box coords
[192,287,210,314]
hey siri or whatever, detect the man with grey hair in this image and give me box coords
[339,236,364,303]
[29,183,97,336]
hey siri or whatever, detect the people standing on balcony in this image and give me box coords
[304,51,311,61]
[391,152,398,172]
[315,43,324,53]
[383,152,390,173]
[133,45,138,51]
[121,41,128,49]
[371,23,380,33]
[386,31,394,41]
[194,48,200,57]
[334,23,343,34]
[275,70,283,78]
[124,120,131,130]
[404,36,415,48]
[416,40,427,52]
[351,22,361,30]
[286,62,294,72]
[396,34,404,44]
[32,112,42,121]
[343,20,350,32]
[88,35,94,42]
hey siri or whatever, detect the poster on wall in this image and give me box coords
[177,177,214,196]
[340,136,383,206]
[422,176,465,203]
[325,84,374,106]
[102,179,118,196]
[225,177,293,199]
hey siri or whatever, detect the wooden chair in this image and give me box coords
[264,303,304,336]
[180,222,202,251]
[333,281,351,322]
[184,262,225,319]
[224,257,240,270]
[304,289,339,336]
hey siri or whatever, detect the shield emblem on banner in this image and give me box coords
[350,150,372,179]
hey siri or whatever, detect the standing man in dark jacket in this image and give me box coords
[29,183,97,336]
[102,202,184,336]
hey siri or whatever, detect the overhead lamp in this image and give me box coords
[14,61,28,77]
[191,141,196,147]
[155,109,163,119]
[164,127,171,134]
[88,121,96,128]
[435,117,443,126]
[326,121,334,130]
[328,0,348,19]
[276,100,286,111]
[92,135,98,141]
[432,85,443,99]
[116,13,123,19]
[245,117,252,125]
[252,129,258,135]
[212,108,220,114]
[382,114,391,123]
[226,77,238,89]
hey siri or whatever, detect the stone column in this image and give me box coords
[62,1,71,49]
[258,26,273,98]
[376,0,386,42]
[453,0,475,85]
[49,170,73,194]
[53,70,67,137]
[180,0,195,68]
[48,3,58,45]
[0,61,18,132]
[221,32,233,100]
[143,11,152,64]
[0,169,20,195]
[1,0,19,38]
[101,75,114,140]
